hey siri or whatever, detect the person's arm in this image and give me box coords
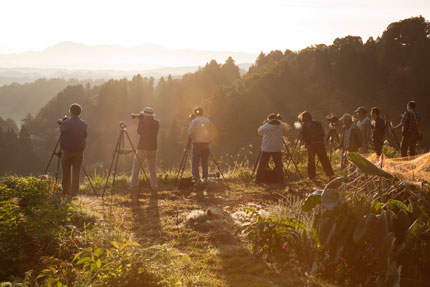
[392,112,407,129]
[257,124,266,136]
[188,119,195,137]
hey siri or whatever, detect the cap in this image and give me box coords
[340,113,352,121]
[354,106,367,114]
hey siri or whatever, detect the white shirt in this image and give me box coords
[258,120,288,152]
[188,116,213,143]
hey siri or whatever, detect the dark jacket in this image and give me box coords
[371,117,386,143]
[137,117,159,150]
[401,109,421,138]
[339,124,362,152]
[60,115,87,152]
[302,120,325,147]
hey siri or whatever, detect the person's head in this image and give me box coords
[267,113,278,121]
[141,107,155,118]
[69,103,82,116]
[194,107,203,117]
[370,107,380,119]
[407,101,416,110]
[298,111,312,122]
[340,113,353,127]
[354,106,367,119]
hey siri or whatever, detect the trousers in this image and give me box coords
[307,143,334,179]
[256,152,284,183]
[130,150,158,190]
[62,150,83,196]
[192,143,209,179]
[400,135,417,157]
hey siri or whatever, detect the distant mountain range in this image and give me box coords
[0,42,256,84]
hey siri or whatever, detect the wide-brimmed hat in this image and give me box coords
[340,113,352,121]
[141,107,155,117]
[354,106,367,114]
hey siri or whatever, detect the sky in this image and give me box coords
[1,0,429,54]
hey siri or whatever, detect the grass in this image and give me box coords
[73,158,336,287]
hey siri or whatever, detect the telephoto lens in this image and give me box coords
[57,115,68,125]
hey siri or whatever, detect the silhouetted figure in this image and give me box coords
[60,103,87,196]
[256,113,288,183]
[130,107,159,191]
[299,111,334,180]
[355,106,371,153]
[188,107,214,184]
[370,107,386,157]
[392,101,421,157]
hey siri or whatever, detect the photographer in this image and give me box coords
[391,101,422,157]
[370,107,386,157]
[188,107,214,184]
[129,107,159,191]
[299,111,334,180]
[256,113,288,183]
[355,106,371,153]
[339,113,362,153]
[60,103,87,196]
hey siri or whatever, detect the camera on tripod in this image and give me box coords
[119,121,127,129]
[57,115,68,125]
[326,114,339,129]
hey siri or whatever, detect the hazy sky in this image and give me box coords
[1,0,429,54]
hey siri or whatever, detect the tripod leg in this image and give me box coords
[55,151,62,185]
[283,139,302,178]
[82,166,98,197]
[178,148,190,183]
[210,152,230,190]
[102,132,122,199]
[124,130,149,182]
[176,146,189,182]
[285,132,302,170]
[44,136,61,174]
[251,150,261,177]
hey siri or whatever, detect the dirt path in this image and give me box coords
[79,179,330,287]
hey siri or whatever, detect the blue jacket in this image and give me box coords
[60,115,87,152]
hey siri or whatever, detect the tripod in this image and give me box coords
[285,130,303,171]
[282,138,302,178]
[175,141,229,189]
[102,122,148,199]
[384,116,401,150]
[44,134,98,196]
[175,138,192,183]
[326,123,340,161]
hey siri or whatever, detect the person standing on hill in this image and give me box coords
[339,113,362,168]
[256,113,288,183]
[370,107,386,157]
[129,107,159,191]
[355,106,371,154]
[391,101,422,157]
[188,107,214,185]
[299,111,334,180]
[60,103,87,197]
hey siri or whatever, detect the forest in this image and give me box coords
[1,16,429,175]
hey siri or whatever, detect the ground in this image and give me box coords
[78,178,335,287]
